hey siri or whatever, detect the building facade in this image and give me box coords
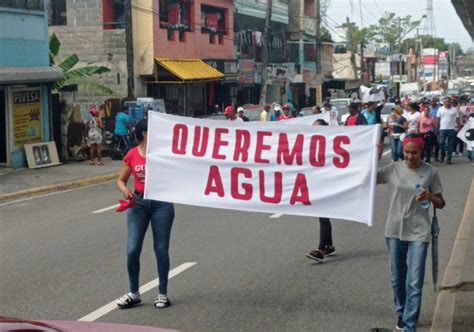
[0,0,63,168]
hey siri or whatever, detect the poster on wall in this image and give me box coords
[12,89,42,147]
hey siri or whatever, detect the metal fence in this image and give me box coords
[0,0,45,11]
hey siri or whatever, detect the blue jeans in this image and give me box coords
[390,137,403,161]
[386,238,429,332]
[127,196,174,295]
[439,129,456,161]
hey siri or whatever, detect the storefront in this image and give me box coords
[0,67,63,168]
[204,59,239,111]
[145,58,224,117]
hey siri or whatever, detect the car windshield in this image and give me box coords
[381,104,394,114]
[244,107,264,121]
[330,100,349,107]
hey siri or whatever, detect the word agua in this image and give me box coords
[171,124,352,205]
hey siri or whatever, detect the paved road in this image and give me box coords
[0,155,471,331]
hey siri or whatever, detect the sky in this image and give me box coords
[325,0,473,51]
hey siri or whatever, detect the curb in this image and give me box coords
[0,172,118,203]
[430,179,474,331]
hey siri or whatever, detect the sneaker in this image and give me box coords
[306,249,324,262]
[154,294,171,309]
[117,293,141,309]
[324,245,336,256]
[396,316,405,330]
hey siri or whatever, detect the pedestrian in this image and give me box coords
[312,105,322,115]
[388,106,408,162]
[405,102,421,135]
[429,98,441,161]
[437,97,460,164]
[377,135,445,331]
[419,104,436,163]
[344,101,368,126]
[260,104,270,121]
[362,101,378,125]
[322,101,339,126]
[87,107,104,165]
[270,104,280,121]
[224,105,244,122]
[306,118,335,262]
[453,100,465,156]
[237,107,250,122]
[114,106,131,154]
[277,104,293,121]
[116,119,175,310]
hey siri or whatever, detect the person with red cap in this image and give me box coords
[277,104,293,121]
[377,135,445,331]
[87,106,104,165]
[224,105,243,122]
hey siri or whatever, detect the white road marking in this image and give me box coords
[0,181,115,208]
[383,149,392,156]
[92,204,120,214]
[270,213,283,218]
[78,262,197,322]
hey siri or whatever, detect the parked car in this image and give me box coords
[242,104,268,121]
[298,107,314,117]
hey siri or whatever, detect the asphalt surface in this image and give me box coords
[0,155,472,331]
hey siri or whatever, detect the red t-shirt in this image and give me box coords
[124,147,146,193]
[346,115,358,126]
[419,115,435,134]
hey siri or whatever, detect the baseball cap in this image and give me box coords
[323,102,332,108]
[282,104,290,110]
[237,106,244,112]
[224,106,235,115]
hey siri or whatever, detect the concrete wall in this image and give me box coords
[49,0,128,103]
[153,0,234,60]
[0,4,49,67]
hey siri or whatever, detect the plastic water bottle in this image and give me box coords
[415,183,430,209]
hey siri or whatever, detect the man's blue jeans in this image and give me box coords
[390,137,403,161]
[386,238,429,332]
[439,129,456,161]
[127,196,174,295]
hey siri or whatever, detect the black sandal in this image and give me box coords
[117,294,141,309]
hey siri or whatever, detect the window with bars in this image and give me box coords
[0,0,45,11]
[48,0,67,26]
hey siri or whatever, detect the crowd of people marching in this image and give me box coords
[111,92,474,332]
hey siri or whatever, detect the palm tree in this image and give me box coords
[49,33,113,95]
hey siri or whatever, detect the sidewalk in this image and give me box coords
[431,179,474,332]
[0,158,122,203]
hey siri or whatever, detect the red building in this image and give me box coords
[141,0,236,116]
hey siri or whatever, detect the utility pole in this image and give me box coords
[346,17,357,80]
[259,0,272,104]
[315,0,322,77]
[398,17,403,96]
[124,0,135,100]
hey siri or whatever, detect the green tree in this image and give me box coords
[49,33,113,95]
[400,36,465,55]
[368,12,425,47]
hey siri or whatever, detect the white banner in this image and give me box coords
[145,113,381,225]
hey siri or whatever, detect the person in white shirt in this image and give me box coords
[405,102,422,135]
[322,101,339,126]
[224,106,244,122]
[436,97,460,164]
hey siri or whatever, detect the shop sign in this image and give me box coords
[238,59,255,84]
[12,89,42,147]
[204,59,238,82]
[272,66,288,82]
[303,69,316,83]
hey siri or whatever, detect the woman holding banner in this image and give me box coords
[377,136,445,331]
[306,119,336,262]
[116,119,175,310]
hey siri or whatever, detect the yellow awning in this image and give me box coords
[155,58,224,82]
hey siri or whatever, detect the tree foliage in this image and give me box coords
[400,35,464,56]
[49,33,113,96]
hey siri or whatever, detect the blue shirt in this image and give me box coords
[362,110,377,125]
[429,105,440,118]
[114,112,130,135]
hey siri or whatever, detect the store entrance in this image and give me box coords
[0,89,7,165]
